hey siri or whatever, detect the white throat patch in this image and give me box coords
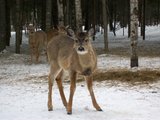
[77,50,88,55]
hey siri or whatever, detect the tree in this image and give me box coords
[5,0,11,46]
[0,0,6,52]
[41,0,46,31]
[15,0,22,53]
[102,0,109,52]
[75,0,82,31]
[130,0,139,67]
[57,0,64,26]
[142,0,145,40]
[46,0,52,31]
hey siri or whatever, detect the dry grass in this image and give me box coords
[20,69,160,86]
[93,69,160,84]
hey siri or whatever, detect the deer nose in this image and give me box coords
[78,46,85,51]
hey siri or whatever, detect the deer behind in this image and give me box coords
[46,25,68,43]
[28,25,47,63]
[47,28,102,114]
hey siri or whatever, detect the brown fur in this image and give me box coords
[47,28,102,114]
[28,29,47,63]
[46,26,67,44]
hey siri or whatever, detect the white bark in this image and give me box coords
[130,0,139,67]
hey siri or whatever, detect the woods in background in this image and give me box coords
[0,0,160,67]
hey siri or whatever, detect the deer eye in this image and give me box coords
[85,39,88,42]
[75,40,78,43]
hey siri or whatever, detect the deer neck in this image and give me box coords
[77,48,96,72]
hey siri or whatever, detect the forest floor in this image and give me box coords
[0,26,160,120]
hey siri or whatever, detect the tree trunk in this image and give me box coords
[142,0,145,40]
[5,0,11,46]
[84,0,90,31]
[102,0,109,52]
[128,0,131,38]
[0,0,6,52]
[75,0,82,31]
[52,0,58,26]
[57,0,64,26]
[65,0,69,26]
[130,0,139,67]
[69,0,76,30]
[15,0,22,54]
[41,0,46,31]
[46,0,52,31]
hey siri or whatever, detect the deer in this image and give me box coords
[46,25,68,44]
[28,24,47,63]
[47,28,102,114]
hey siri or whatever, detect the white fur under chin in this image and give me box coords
[77,50,88,55]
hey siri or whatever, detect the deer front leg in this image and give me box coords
[85,76,102,111]
[56,70,67,109]
[30,48,33,63]
[35,48,39,63]
[48,73,53,111]
[48,65,61,111]
[67,71,77,114]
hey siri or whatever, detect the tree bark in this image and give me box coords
[0,0,6,52]
[41,0,46,31]
[128,0,131,38]
[142,0,145,40]
[130,0,139,67]
[15,0,22,54]
[57,0,64,26]
[5,0,11,46]
[75,0,82,31]
[102,0,109,52]
[46,0,52,31]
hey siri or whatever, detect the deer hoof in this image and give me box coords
[97,108,103,111]
[48,107,53,111]
[48,108,53,111]
[67,112,72,115]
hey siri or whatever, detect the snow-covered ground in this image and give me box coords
[0,26,160,120]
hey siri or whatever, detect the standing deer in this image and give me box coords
[47,28,102,114]
[28,24,47,63]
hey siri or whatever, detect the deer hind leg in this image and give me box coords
[55,70,67,109]
[48,64,61,111]
[85,76,102,111]
[67,71,77,114]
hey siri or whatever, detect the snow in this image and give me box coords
[0,26,160,120]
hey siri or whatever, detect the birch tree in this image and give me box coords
[130,0,139,67]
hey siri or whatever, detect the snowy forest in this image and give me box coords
[0,0,160,120]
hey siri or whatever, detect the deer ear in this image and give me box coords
[67,29,75,37]
[88,28,94,37]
